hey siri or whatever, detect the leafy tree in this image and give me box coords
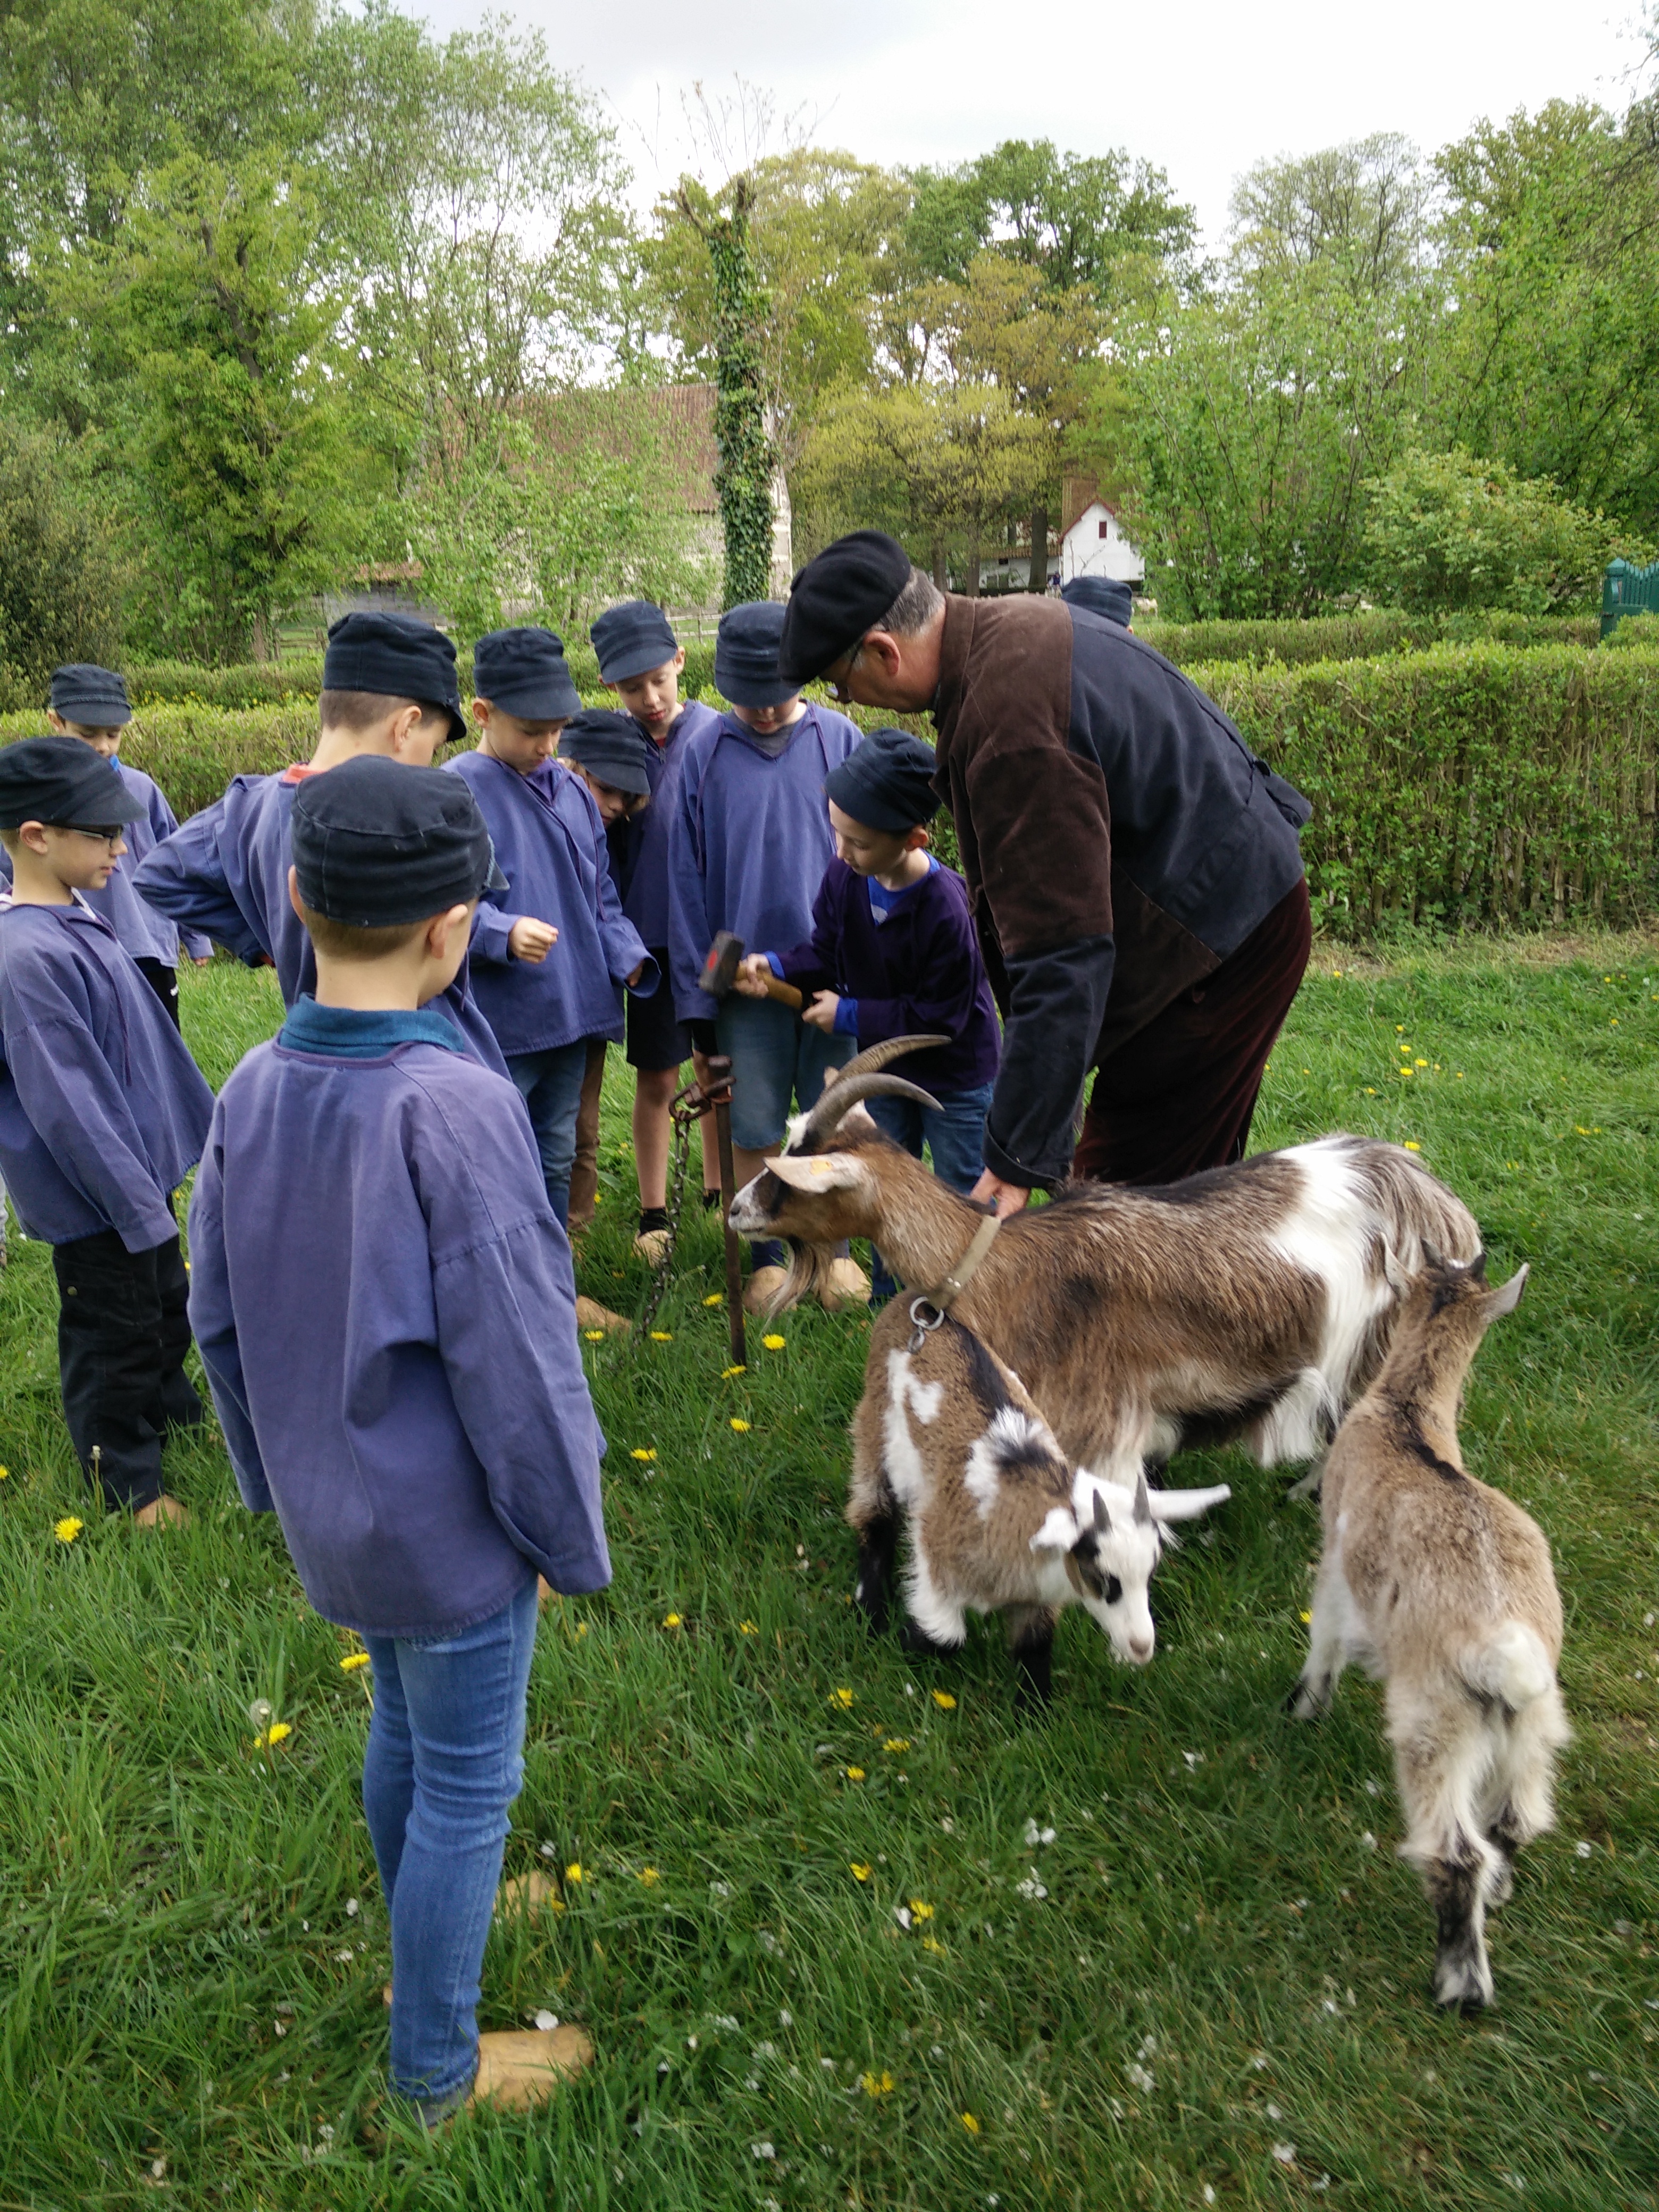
[0,418,122,700]
[1361,446,1649,612]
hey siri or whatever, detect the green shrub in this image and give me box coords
[1197,642,1659,929]
[0,424,123,706]
[1139,609,1599,669]
[0,703,314,819]
[1602,610,1659,652]
[122,638,720,710]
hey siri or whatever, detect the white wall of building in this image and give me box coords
[1059,499,1145,585]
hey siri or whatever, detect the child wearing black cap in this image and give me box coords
[188,755,609,2125]
[451,633,658,1281]
[667,600,866,1312]
[0,737,215,1524]
[134,612,513,1074]
[734,726,1001,1301]
[590,600,725,1258]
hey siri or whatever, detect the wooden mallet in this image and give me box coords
[698,930,802,1011]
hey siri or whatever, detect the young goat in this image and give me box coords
[1290,1249,1569,2012]
[850,1308,1230,1702]
[729,1037,1484,1490]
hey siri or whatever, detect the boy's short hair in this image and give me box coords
[319,689,446,735]
[296,898,429,963]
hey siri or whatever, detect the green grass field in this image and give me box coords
[1,937,1655,2211]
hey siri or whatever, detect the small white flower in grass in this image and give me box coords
[1126,2062,1154,2093]
[750,2141,776,2160]
[1021,1818,1055,1846]
[1015,1876,1048,1900]
[1364,1778,1380,1797]
[1576,1840,1594,1859]
[713,2014,740,2031]
[1137,2035,1155,2059]
[1360,1831,1377,1850]
[755,2041,776,2059]
[317,2124,335,2143]
[745,2076,760,2091]
[778,2009,792,2027]
[333,1949,353,1963]
[345,1898,359,1917]
[1266,2102,1283,2119]
[894,1906,911,1929]
[533,2010,559,2032]
[686,2035,698,2049]
[1182,1751,1204,1770]
[1271,2142,1296,2166]
[540,1840,558,1858]
[710,1880,733,1898]
[1503,2175,1526,2193]
[1312,2177,1331,2194]
[1203,2189,1217,2205]
[657,2060,670,2075]
[1251,2053,1268,2071]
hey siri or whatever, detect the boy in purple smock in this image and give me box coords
[188,757,609,2126]
[591,600,725,1255]
[133,613,513,1076]
[449,629,656,1256]
[736,726,1001,1302]
[666,600,866,1312]
[0,739,214,1525]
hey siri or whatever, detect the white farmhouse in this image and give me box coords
[1058,473,1145,588]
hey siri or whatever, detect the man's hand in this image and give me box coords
[192,954,213,967]
[802,991,840,1034]
[625,960,645,988]
[969,1168,1030,1219]
[733,952,774,999]
[508,917,558,963]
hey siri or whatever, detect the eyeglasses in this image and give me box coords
[64,825,124,848]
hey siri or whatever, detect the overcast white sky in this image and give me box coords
[417,0,1648,246]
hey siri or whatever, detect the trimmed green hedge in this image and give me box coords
[1198,643,1659,929]
[7,642,1657,933]
[118,640,720,711]
[1141,609,1599,670]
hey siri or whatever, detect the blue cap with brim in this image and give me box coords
[324,611,466,744]
[715,601,797,709]
[0,736,148,829]
[50,664,132,727]
[590,600,680,684]
[291,756,508,927]
[472,626,583,722]
[558,710,654,796]
[1061,575,1133,627]
[823,726,941,834]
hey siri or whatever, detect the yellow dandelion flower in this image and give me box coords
[649,1330,673,1343]
[1299,1609,1312,1624]
[883,1738,911,1754]
[256,1721,291,1748]
[1415,1058,1427,1068]
[962,2110,981,2134]
[1395,1025,1405,1033]
[850,1862,872,1881]
[739,1620,759,1635]
[584,1329,605,1342]
[1404,1141,1421,1152]
[339,1653,371,1673]
[845,1765,865,1782]
[1364,1087,1376,1095]
[663,1613,682,1629]
[631,1447,657,1462]
[639,1867,659,1887]
[720,1364,747,1379]
[931,1689,957,1711]
[761,1333,786,1350]
[921,1935,945,1955]
[0,1465,9,1479]
[53,1515,83,1544]
[861,2070,895,2098]
[566,1862,583,1883]
[702,1292,723,1306]
[830,1687,854,1709]
[730,1418,751,1433]
[909,1899,934,1920]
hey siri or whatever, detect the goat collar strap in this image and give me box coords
[928,1211,1001,1311]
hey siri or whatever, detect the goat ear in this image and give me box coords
[766,1151,868,1195]
[839,1103,878,1138]
[1030,1506,1079,1554]
[1484,1262,1528,1319]
[1145,1482,1232,1525]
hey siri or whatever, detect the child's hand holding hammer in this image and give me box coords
[733,952,776,998]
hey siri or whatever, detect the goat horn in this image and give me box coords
[825,1033,952,1085]
[1092,1488,1110,1535]
[1133,1470,1152,1527]
[793,1036,949,1149]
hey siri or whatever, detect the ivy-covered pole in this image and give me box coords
[681,174,776,607]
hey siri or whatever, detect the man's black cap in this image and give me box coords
[291,757,507,927]
[777,530,914,685]
[715,601,798,708]
[473,626,583,722]
[1061,575,1134,627]
[823,726,942,835]
[590,600,680,684]
[0,736,147,831]
[323,611,466,744]
[558,710,653,796]
[50,663,132,727]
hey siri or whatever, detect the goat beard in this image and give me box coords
[771,1238,839,1316]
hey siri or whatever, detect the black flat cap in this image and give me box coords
[590,601,680,684]
[558,710,654,796]
[777,530,914,685]
[715,601,797,708]
[292,757,507,927]
[50,663,132,727]
[323,612,466,744]
[824,726,941,834]
[1061,575,1134,627]
[0,736,147,830]
[473,626,583,722]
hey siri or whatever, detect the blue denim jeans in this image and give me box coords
[508,1040,592,1227]
[361,1573,540,2115]
[865,1083,994,1301]
[713,995,854,1153]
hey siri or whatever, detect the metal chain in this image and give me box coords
[634,1087,699,1339]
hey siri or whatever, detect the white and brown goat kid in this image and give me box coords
[730,1037,1485,1492]
[1291,1249,1570,2012]
[849,1309,1230,1704]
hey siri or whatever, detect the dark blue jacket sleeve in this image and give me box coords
[186,1115,275,1510]
[842,891,986,1054]
[134,809,268,968]
[667,740,714,1022]
[982,935,1116,1189]
[142,784,213,962]
[7,1015,184,1252]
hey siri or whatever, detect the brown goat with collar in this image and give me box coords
[1291,1249,1569,2012]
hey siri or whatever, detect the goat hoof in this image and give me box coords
[1285,1681,1325,1720]
[898,1619,956,1659]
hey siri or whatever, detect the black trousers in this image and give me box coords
[52,1225,202,1511]
[132,957,181,1030]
